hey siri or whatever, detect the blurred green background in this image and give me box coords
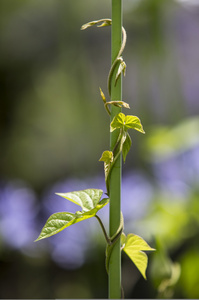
[1,0,199,298]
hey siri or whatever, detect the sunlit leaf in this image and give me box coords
[56,189,103,212]
[110,112,145,134]
[124,115,145,133]
[99,151,113,164]
[110,112,126,132]
[35,197,109,241]
[122,233,155,279]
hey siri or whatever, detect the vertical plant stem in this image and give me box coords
[109,0,122,298]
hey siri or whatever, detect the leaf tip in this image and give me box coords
[34,235,42,242]
[99,87,106,104]
[141,129,146,134]
[55,192,63,197]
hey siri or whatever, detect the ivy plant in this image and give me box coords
[35,11,155,299]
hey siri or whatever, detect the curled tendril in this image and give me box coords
[108,26,127,97]
[81,19,127,98]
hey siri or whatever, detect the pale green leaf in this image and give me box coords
[56,189,103,212]
[83,197,109,217]
[99,151,113,164]
[110,113,145,134]
[35,212,76,241]
[122,132,132,162]
[110,112,125,132]
[122,233,155,279]
[35,198,109,241]
[124,115,145,133]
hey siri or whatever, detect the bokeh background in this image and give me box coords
[1,0,199,298]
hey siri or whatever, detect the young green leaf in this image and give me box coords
[122,132,132,162]
[99,151,114,190]
[110,112,126,132]
[35,197,109,241]
[115,59,126,86]
[124,115,145,133]
[110,112,145,134]
[121,233,155,279]
[56,189,103,212]
[99,87,107,104]
[99,150,113,164]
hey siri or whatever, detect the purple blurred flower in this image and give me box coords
[0,180,38,250]
[122,171,154,221]
[153,146,199,198]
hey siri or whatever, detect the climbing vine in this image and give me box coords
[35,18,155,295]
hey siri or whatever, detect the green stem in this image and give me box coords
[109,0,122,298]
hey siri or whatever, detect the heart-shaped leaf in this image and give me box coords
[124,115,145,133]
[110,112,125,132]
[110,112,145,134]
[121,233,155,279]
[56,189,103,212]
[35,197,109,241]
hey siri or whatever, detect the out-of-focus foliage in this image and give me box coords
[1,0,199,298]
[145,117,199,161]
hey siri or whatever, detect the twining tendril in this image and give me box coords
[107,25,127,97]
[81,19,127,98]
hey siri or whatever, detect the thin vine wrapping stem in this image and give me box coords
[109,0,122,298]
